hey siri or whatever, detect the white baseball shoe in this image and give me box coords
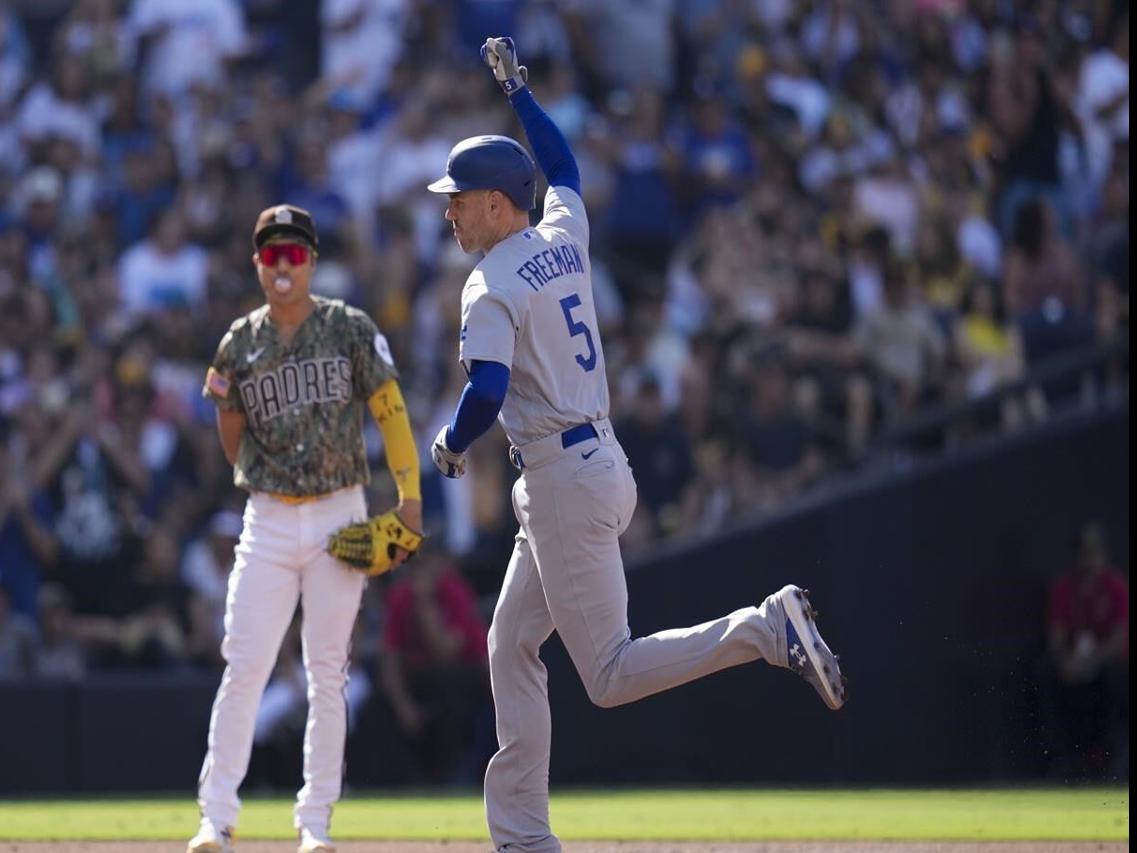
[298,826,336,853]
[187,818,235,853]
[778,584,847,710]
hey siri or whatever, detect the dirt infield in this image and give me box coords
[0,842,1127,852]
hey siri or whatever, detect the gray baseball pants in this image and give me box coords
[485,422,788,852]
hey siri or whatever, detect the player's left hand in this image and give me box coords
[481,36,528,95]
[327,509,424,576]
[431,425,467,479]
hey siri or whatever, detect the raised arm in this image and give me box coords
[482,37,581,195]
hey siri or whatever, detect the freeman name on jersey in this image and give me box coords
[240,356,352,428]
[515,241,585,292]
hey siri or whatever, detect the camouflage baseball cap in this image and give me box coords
[253,204,318,249]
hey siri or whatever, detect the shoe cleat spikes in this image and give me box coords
[779,584,846,710]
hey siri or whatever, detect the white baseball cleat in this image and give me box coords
[298,826,336,853]
[187,819,235,853]
[778,584,847,710]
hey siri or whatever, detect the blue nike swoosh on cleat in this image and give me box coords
[581,448,599,460]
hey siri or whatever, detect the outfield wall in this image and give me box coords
[544,405,1129,785]
[0,406,1127,792]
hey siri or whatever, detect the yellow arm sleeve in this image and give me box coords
[368,379,422,502]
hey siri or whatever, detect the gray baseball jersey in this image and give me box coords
[458,186,608,445]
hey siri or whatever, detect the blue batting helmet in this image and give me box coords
[427,135,536,211]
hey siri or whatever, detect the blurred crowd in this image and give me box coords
[0,0,1129,735]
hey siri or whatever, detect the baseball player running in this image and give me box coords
[427,38,847,852]
[189,204,424,853]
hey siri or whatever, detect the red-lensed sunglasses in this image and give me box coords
[258,243,312,266]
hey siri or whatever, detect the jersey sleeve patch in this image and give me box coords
[374,332,394,367]
[348,311,397,401]
[204,366,231,398]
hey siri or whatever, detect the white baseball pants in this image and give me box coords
[196,486,367,835]
[484,428,788,852]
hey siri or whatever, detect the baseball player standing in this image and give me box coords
[189,204,424,853]
[427,38,847,852]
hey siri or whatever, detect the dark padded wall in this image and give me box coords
[1,409,1126,791]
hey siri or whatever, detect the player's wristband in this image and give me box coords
[501,76,527,96]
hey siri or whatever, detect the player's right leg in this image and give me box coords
[293,487,369,843]
[193,496,305,845]
[521,446,840,709]
[483,528,559,853]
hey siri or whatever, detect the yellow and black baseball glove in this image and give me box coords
[327,510,424,576]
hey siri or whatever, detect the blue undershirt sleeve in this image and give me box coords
[446,360,510,453]
[510,88,581,195]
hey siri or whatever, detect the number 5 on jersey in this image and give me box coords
[559,293,597,372]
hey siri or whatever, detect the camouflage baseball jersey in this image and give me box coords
[202,296,397,496]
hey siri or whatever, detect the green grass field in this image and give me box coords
[0,788,1127,841]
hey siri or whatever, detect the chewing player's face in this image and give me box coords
[253,239,315,305]
[444,191,492,253]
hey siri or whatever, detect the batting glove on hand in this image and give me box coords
[481,36,528,95]
[431,425,467,479]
